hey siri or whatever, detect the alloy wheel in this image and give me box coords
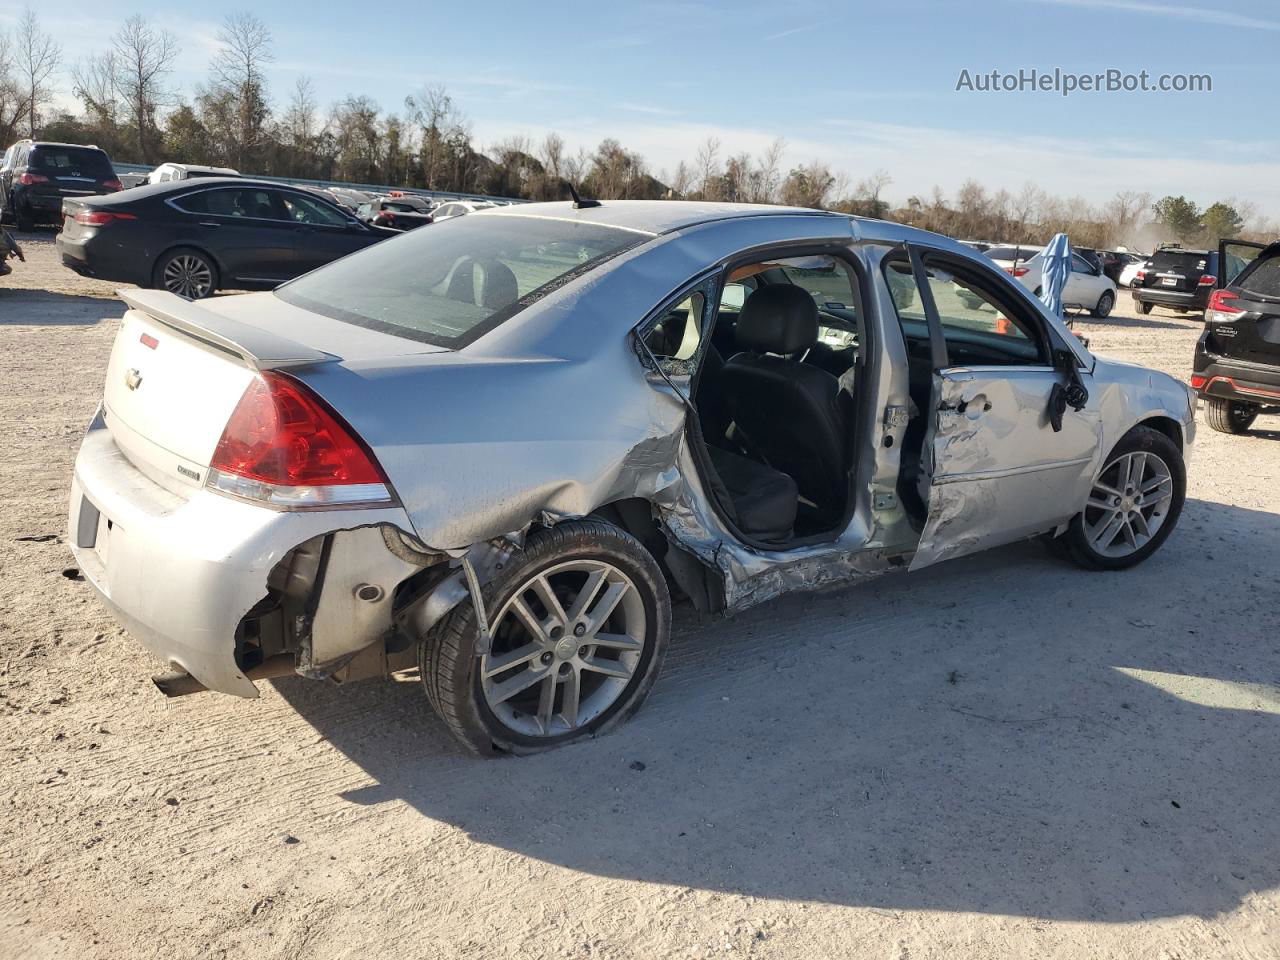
[1083,450,1174,558]
[480,559,647,738]
[162,254,214,299]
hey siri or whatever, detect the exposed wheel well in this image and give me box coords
[1136,415,1183,451]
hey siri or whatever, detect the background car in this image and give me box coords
[983,244,1042,278]
[0,140,121,230]
[431,199,496,221]
[66,201,1193,755]
[56,177,393,298]
[147,162,240,184]
[1192,238,1278,433]
[1118,253,1148,287]
[324,186,376,212]
[355,195,435,230]
[1130,246,1223,317]
[1077,247,1125,285]
[1007,249,1118,317]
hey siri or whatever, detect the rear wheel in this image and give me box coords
[1204,396,1259,434]
[421,520,671,755]
[1091,290,1115,318]
[1050,425,1185,571]
[1136,300,1153,315]
[153,247,218,299]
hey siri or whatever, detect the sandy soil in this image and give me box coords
[2,229,1279,960]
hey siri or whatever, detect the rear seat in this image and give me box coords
[706,446,798,543]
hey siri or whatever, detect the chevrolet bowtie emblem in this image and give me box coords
[125,368,143,391]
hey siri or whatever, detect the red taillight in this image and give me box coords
[18,172,48,186]
[207,372,392,507]
[1135,270,1146,282]
[1006,266,1030,278]
[1197,274,1217,286]
[1189,374,1207,389]
[73,210,136,226]
[102,179,122,191]
[1207,289,1242,314]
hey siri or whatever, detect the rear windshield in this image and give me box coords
[276,214,647,347]
[1237,254,1280,300]
[29,147,113,177]
[1149,250,1210,274]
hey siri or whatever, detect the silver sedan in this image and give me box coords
[68,201,1195,754]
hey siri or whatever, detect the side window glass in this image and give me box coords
[172,190,209,214]
[194,188,282,220]
[1071,255,1091,274]
[644,291,707,376]
[720,282,747,310]
[883,254,1049,367]
[281,193,348,226]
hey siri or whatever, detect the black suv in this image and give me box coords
[1192,239,1279,434]
[1131,246,1223,317]
[0,140,121,230]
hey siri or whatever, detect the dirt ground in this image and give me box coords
[2,228,1279,960]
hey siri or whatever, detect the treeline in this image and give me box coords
[0,9,1271,249]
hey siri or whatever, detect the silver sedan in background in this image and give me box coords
[68,201,1194,754]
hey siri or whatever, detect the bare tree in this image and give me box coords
[16,9,59,138]
[538,132,564,182]
[694,136,720,199]
[0,29,29,147]
[405,85,464,190]
[748,137,785,203]
[204,12,272,170]
[281,76,317,174]
[71,50,118,135]
[112,15,179,162]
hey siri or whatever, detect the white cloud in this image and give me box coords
[1026,0,1280,31]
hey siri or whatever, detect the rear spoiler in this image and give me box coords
[119,289,337,370]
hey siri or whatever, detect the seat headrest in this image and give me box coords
[735,284,818,354]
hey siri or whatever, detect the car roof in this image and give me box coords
[483,199,845,235]
[20,140,107,151]
[88,176,345,206]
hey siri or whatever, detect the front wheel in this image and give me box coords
[1091,290,1115,318]
[421,520,671,755]
[1204,396,1259,434]
[1050,425,1185,571]
[153,247,218,299]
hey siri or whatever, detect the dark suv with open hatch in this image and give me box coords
[1192,239,1280,434]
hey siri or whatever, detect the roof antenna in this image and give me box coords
[566,183,601,209]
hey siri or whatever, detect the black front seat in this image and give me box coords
[721,284,849,523]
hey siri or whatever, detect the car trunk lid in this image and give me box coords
[1208,250,1280,367]
[101,290,445,497]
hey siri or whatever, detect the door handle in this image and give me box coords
[198,221,221,228]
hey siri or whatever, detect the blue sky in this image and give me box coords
[9,0,1280,215]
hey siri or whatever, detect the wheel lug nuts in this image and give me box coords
[573,623,587,637]
[540,652,553,665]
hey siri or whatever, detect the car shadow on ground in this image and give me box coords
[0,288,120,325]
[272,497,1280,923]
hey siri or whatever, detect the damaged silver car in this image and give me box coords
[68,201,1195,754]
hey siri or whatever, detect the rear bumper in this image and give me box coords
[1192,349,1280,404]
[68,410,415,697]
[56,232,148,285]
[1132,287,1209,311]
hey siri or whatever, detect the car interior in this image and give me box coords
[644,254,864,547]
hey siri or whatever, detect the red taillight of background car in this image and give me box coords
[73,210,137,226]
[101,179,122,191]
[1006,266,1030,278]
[1135,270,1146,282]
[1189,374,1208,389]
[207,372,393,508]
[1206,289,1243,315]
[1197,274,1217,286]
[18,172,48,186]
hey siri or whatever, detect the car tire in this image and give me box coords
[1091,290,1114,318]
[1049,425,1185,571]
[153,247,218,299]
[1136,300,1153,315]
[15,203,34,232]
[1204,396,1259,434]
[420,519,671,756]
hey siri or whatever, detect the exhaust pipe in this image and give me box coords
[152,654,297,698]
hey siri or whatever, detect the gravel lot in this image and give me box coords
[2,228,1279,960]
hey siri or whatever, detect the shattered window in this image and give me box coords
[642,290,708,378]
[277,214,647,348]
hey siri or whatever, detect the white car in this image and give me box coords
[147,162,240,184]
[1007,251,1118,317]
[1119,256,1148,288]
[983,244,1042,275]
[431,199,497,221]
